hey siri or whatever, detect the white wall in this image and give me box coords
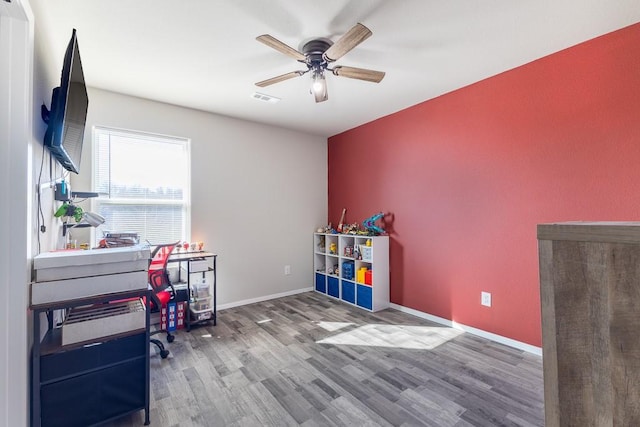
[74,88,327,304]
[2,1,325,423]
[30,0,86,254]
[0,0,33,425]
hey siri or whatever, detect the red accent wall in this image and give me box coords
[328,23,640,347]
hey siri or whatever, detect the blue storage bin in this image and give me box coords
[328,276,340,298]
[341,281,355,304]
[315,272,326,293]
[356,284,373,310]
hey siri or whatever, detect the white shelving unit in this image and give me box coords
[313,233,389,312]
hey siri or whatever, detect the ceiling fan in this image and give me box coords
[255,23,385,103]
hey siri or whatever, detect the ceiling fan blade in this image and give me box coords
[323,23,372,62]
[256,34,306,61]
[333,66,385,83]
[255,71,304,87]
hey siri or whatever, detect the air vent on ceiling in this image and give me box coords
[251,92,280,103]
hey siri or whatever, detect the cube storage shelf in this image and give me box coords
[313,233,389,312]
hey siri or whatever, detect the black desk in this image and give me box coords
[31,289,151,427]
[168,251,217,331]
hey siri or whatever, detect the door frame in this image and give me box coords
[0,0,33,425]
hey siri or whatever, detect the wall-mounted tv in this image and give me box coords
[41,29,89,174]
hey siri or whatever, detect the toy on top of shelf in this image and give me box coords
[342,223,360,234]
[337,208,347,232]
[316,223,338,234]
[363,212,386,235]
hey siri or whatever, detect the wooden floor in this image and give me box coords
[107,291,544,427]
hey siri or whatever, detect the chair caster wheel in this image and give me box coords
[160,349,170,359]
[167,334,175,343]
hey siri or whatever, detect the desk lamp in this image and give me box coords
[63,211,105,237]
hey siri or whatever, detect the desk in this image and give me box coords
[168,251,217,331]
[31,290,150,427]
[31,246,151,427]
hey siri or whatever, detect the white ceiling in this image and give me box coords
[29,0,640,137]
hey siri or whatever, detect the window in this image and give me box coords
[93,127,190,244]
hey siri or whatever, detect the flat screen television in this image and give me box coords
[41,29,88,174]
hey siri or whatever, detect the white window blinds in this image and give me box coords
[93,127,190,244]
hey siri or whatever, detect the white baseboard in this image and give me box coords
[389,303,542,356]
[217,287,314,311]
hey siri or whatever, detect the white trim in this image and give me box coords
[217,287,313,311]
[389,303,542,356]
[0,1,33,425]
[389,303,455,326]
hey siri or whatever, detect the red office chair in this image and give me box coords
[148,242,179,358]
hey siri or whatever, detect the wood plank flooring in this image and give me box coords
[105,292,544,427]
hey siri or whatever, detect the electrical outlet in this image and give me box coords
[481,291,491,307]
[284,265,291,275]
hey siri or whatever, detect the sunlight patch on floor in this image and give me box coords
[316,323,463,350]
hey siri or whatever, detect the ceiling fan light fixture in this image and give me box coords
[311,70,326,94]
[311,69,328,103]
